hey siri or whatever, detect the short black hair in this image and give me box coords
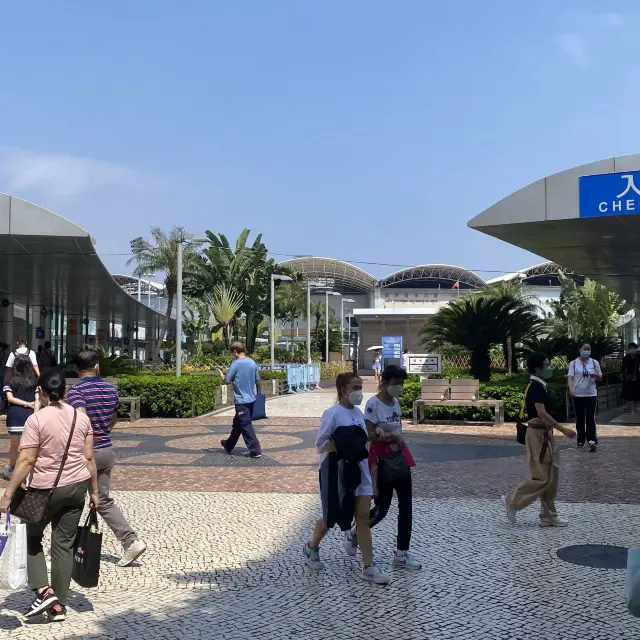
[579,341,591,349]
[629,342,638,349]
[381,364,408,383]
[44,341,51,349]
[17,334,27,345]
[229,341,245,354]
[73,349,100,372]
[527,352,548,374]
[38,367,66,402]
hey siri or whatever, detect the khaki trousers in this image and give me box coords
[507,425,559,520]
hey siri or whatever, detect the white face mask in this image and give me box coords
[348,390,363,406]
[387,384,404,398]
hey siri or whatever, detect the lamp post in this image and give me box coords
[176,232,208,377]
[341,298,355,361]
[345,311,354,362]
[271,274,293,370]
[325,291,341,364]
[307,279,311,363]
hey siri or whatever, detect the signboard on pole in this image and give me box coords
[382,336,402,367]
[407,354,442,375]
[35,327,45,340]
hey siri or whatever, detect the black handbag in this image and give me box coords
[72,508,102,588]
[9,409,78,524]
[378,449,410,485]
[516,384,531,445]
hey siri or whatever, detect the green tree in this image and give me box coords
[128,227,201,345]
[421,296,540,381]
[209,284,244,347]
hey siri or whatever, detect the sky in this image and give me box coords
[0,1,638,282]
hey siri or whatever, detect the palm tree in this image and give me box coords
[209,284,244,347]
[128,227,200,346]
[421,296,540,381]
[275,281,306,351]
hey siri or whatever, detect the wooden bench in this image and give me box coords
[104,378,140,422]
[413,378,504,424]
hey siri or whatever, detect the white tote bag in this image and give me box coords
[0,513,28,590]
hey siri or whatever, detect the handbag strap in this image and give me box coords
[519,383,532,420]
[50,408,78,492]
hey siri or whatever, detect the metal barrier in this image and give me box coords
[286,363,320,393]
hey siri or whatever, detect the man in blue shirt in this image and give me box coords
[220,341,263,459]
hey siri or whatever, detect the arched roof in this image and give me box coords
[378,264,486,290]
[486,261,584,287]
[113,275,166,296]
[0,192,169,333]
[280,257,377,293]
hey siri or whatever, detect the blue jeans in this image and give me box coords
[225,403,261,455]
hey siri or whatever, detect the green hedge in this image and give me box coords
[118,375,221,418]
[399,374,568,422]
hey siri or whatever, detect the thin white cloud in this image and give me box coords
[556,32,590,67]
[572,11,623,29]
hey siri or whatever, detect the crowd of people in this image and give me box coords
[0,341,146,622]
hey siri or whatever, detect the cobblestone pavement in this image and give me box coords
[1,397,640,637]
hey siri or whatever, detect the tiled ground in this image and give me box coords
[1,390,639,637]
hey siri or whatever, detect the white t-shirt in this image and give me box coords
[568,357,601,397]
[5,347,38,369]
[401,353,409,369]
[316,403,373,497]
[364,395,402,437]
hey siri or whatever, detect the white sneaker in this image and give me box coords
[393,550,422,570]
[539,517,568,528]
[343,530,358,557]
[501,494,516,524]
[588,441,597,452]
[361,564,391,585]
[118,540,147,567]
[302,543,323,570]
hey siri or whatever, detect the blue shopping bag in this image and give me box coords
[627,548,640,617]
[252,394,267,420]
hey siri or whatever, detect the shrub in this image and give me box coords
[321,362,352,380]
[118,374,221,418]
[259,369,287,381]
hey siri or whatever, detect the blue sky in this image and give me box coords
[0,2,637,280]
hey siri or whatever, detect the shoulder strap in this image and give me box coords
[51,408,78,491]
[519,383,532,420]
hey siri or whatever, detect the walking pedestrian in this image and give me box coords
[219,341,263,459]
[37,341,58,370]
[302,372,391,584]
[502,352,576,527]
[67,349,147,567]
[401,349,409,371]
[1,356,39,480]
[4,335,40,379]
[568,342,602,452]
[354,365,421,569]
[0,368,99,622]
[621,343,640,411]
[372,350,382,383]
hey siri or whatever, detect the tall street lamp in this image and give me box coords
[176,232,208,377]
[271,274,293,369]
[325,291,341,364]
[341,298,355,361]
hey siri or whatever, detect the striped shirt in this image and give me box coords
[67,376,119,449]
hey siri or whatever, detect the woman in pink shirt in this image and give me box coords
[0,368,99,623]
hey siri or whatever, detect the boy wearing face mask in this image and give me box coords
[350,365,421,569]
[567,342,602,452]
[502,353,576,527]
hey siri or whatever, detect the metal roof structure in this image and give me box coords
[378,264,486,290]
[280,257,377,293]
[112,275,166,297]
[468,154,640,302]
[486,261,584,286]
[0,193,170,333]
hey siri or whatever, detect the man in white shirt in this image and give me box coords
[567,342,602,452]
[4,335,40,378]
[401,349,409,371]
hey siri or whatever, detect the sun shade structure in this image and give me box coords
[0,193,170,335]
[468,154,640,303]
[378,264,486,290]
[486,261,585,287]
[280,257,377,293]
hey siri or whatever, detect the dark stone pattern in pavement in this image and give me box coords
[557,545,629,569]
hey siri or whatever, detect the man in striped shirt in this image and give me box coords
[67,350,146,567]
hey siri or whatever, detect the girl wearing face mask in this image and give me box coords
[303,373,391,584]
[352,365,420,569]
[502,353,576,527]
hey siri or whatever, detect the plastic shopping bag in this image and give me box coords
[627,548,640,617]
[0,512,28,590]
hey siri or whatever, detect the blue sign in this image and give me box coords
[35,327,45,339]
[382,336,402,364]
[580,170,640,218]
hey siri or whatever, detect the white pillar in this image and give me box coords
[0,302,14,345]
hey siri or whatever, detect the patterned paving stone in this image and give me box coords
[0,493,638,638]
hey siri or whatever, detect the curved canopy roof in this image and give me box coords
[280,257,377,293]
[378,264,486,290]
[0,193,170,334]
[112,275,166,297]
[468,153,640,302]
[487,261,585,287]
